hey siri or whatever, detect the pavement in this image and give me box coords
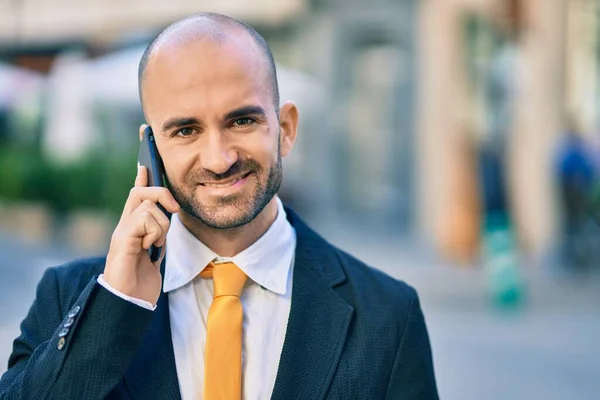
[1,223,599,399]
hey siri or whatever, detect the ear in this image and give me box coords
[139,124,149,142]
[278,102,299,158]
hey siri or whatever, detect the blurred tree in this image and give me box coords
[0,143,135,218]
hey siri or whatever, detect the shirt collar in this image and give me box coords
[163,197,295,295]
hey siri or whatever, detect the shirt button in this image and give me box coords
[68,306,81,318]
[57,337,66,350]
[58,327,70,338]
[63,317,75,328]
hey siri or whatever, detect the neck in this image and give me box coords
[178,197,279,257]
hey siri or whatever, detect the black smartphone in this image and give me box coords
[137,126,171,262]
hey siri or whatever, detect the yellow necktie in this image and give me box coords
[200,260,247,400]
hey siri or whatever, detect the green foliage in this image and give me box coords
[0,143,136,216]
[0,145,33,201]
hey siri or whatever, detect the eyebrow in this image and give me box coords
[224,105,267,120]
[161,117,201,132]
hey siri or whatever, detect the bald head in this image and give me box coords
[138,13,280,111]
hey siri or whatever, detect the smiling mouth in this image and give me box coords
[200,171,252,188]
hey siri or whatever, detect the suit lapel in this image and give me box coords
[124,260,181,400]
[271,209,354,400]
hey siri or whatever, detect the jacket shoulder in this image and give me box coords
[50,256,106,283]
[43,256,107,315]
[334,248,418,318]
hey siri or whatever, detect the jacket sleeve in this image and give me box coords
[0,267,154,400]
[385,289,439,400]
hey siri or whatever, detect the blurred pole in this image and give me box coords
[417,0,494,263]
[565,0,599,134]
[509,0,567,264]
[416,0,462,255]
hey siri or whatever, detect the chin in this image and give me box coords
[202,212,256,230]
[188,201,255,229]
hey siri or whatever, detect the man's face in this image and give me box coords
[141,35,287,229]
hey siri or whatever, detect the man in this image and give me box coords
[0,13,438,400]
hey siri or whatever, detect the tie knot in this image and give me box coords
[200,260,247,297]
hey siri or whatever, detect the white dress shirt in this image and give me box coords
[98,197,296,400]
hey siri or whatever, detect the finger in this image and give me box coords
[140,213,164,250]
[135,165,148,188]
[123,186,180,216]
[135,200,171,244]
[121,209,164,250]
[130,201,171,247]
[153,230,167,248]
[139,124,149,141]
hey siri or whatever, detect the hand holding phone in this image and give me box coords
[102,126,179,305]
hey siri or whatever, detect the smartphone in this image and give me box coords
[137,126,171,262]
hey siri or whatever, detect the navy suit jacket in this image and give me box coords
[0,209,438,399]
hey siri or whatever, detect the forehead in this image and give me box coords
[142,34,271,121]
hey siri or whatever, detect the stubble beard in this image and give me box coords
[168,146,283,230]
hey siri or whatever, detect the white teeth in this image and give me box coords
[204,177,241,188]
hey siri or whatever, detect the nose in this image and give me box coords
[200,131,238,175]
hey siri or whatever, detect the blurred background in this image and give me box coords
[1,0,600,398]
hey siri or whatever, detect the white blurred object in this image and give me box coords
[43,50,96,164]
[277,66,327,117]
[0,63,44,110]
[86,45,146,106]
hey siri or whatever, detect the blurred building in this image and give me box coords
[418,0,600,264]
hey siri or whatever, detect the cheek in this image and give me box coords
[162,148,197,184]
[241,137,278,169]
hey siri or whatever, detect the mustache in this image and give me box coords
[188,158,262,183]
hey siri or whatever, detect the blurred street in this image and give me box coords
[1,224,599,400]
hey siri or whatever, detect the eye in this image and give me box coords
[232,117,255,127]
[174,127,195,137]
